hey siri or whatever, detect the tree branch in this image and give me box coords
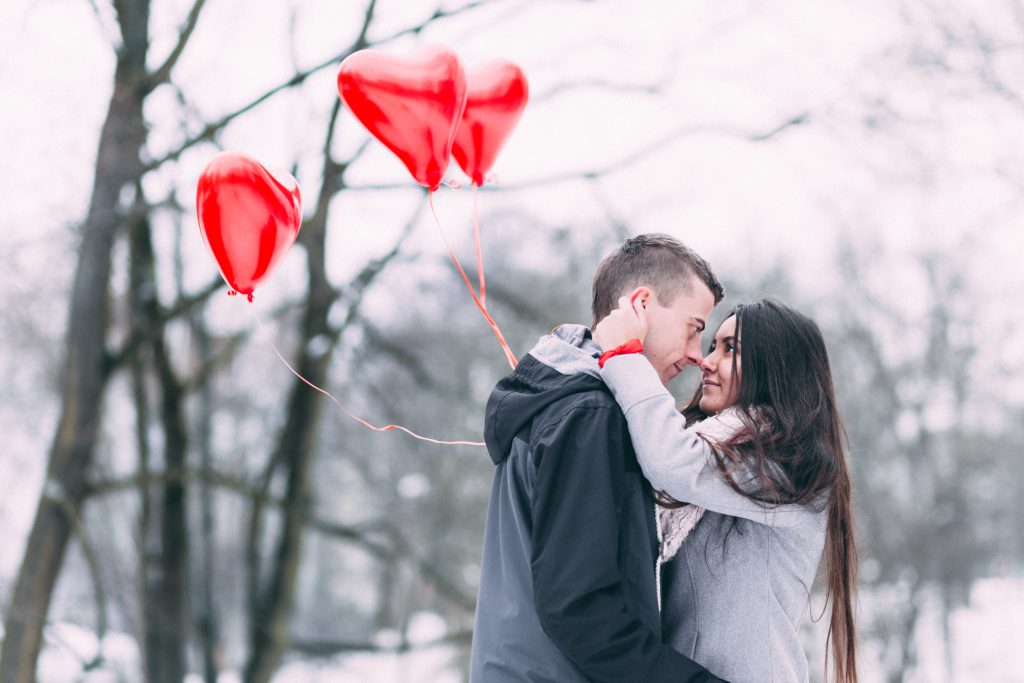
[146,0,208,90]
[105,275,225,375]
[341,113,812,193]
[144,0,499,172]
[358,321,435,389]
[353,0,380,52]
[289,629,472,657]
[81,0,120,51]
[41,483,108,669]
[329,201,422,337]
[532,78,664,103]
[83,466,478,610]
[500,113,811,190]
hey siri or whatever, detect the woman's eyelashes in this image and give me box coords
[707,339,735,355]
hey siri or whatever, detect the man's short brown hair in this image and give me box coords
[591,233,724,326]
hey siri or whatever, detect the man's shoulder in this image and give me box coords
[532,385,623,436]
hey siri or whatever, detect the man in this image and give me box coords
[469,234,727,682]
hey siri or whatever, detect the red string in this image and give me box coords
[250,305,485,447]
[472,185,486,307]
[428,191,517,369]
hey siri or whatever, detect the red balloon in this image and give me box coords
[196,152,302,301]
[452,61,529,186]
[337,45,467,191]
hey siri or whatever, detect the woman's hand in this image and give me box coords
[593,295,648,350]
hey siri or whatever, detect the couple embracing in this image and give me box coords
[469,234,857,683]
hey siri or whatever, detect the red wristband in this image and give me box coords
[598,338,644,368]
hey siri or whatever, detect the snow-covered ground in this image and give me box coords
[28,578,1024,682]
[932,577,1024,683]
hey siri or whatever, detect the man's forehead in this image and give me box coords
[678,281,716,314]
[666,299,713,330]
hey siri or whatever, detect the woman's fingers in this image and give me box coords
[594,294,648,350]
[630,294,647,327]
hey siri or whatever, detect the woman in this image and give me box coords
[594,296,857,683]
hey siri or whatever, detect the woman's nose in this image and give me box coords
[700,354,715,373]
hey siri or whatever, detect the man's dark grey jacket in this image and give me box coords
[469,325,723,683]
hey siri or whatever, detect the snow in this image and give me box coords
[28,588,1024,681]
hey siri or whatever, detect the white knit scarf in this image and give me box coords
[653,407,746,607]
[655,502,704,606]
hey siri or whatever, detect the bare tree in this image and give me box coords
[1,1,154,679]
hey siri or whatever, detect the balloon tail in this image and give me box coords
[428,192,517,369]
[472,184,486,307]
[250,305,484,447]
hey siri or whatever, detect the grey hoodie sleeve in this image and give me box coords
[601,354,816,528]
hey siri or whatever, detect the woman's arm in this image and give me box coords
[601,354,816,528]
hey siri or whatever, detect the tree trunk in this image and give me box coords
[130,214,191,683]
[148,342,189,683]
[0,2,150,677]
[241,287,337,682]
[193,307,221,683]
[243,138,342,683]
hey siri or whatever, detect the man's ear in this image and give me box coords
[630,286,652,309]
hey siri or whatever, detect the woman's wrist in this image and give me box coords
[598,338,644,368]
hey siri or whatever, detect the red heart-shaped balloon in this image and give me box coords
[196,152,302,301]
[452,61,529,186]
[338,46,468,191]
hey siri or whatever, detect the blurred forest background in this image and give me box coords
[1,0,1023,681]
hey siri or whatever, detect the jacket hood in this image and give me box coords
[484,324,605,465]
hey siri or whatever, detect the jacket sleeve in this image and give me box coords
[529,401,726,683]
[601,354,818,528]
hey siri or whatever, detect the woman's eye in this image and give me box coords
[725,342,735,353]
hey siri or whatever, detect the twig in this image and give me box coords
[146,0,209,89]
[290,629,472,657]
[340,113,811,193]
[144,0,498,172]
[41,481,108,668]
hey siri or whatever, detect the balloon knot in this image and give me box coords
[247,293,255,303]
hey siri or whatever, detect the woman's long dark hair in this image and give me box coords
[680,299,858,683]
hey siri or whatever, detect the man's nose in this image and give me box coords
[685,339,703,366]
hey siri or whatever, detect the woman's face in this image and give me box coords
[699,315,740,414]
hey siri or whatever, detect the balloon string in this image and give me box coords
[472,185,485,307]
[428,192,517,369]
[250,305,485,447]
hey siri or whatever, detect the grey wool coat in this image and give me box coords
[601,354,828,683]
